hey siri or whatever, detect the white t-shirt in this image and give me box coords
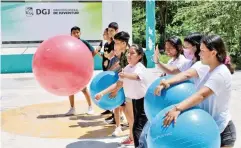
[120,62,150,100]
[190,61,210,89]
[167,54,192,72]
[192,63,232,133]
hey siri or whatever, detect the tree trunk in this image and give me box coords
[157,1,167,50]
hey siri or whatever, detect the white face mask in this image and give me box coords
[183,48,195,60]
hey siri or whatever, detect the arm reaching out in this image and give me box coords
[95,80,123,100]
[154,68,198,96]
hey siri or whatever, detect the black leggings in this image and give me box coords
[132,98,148,148]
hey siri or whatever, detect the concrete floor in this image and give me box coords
[1,70,241,148]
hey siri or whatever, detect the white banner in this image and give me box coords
[102,0,132,44]
[1,2,102,42]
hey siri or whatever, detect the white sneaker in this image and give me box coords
[65,107,76,115]
[112,126,122,137]
[87,106,94,115]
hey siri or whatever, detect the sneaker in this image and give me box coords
[100,110,112,116]
[87,106,94,115]
[121,123,129,128]
[120,137,134,145]
[105,114,114,121]
[65,107,76,115]
[105,117,116,124]
[112,126,122,137]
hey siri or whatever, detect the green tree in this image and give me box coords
[168,1,241,68]
[156,1,188,49]
[132,1,146,47]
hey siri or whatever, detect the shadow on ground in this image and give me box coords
[66,140,119,148]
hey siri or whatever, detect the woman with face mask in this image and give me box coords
[183,32,203,64]
[153,36,192,76]
[154,35,236,148]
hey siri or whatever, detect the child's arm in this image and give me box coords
[108,62,121,71]
[155,62,180,75]
[95,80,123,100]
[95,45,103,58]
[119,68,141,80]
[119,72,140,80]
[81,39,97,57]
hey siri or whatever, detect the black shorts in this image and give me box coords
[220,120,236,147]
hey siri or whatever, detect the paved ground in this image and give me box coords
[1,70,241,148]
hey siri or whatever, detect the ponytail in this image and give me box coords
[224,56,235,74]
[201,35,234,74]
[141,53,147,67]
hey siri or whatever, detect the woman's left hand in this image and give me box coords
[163,107,181,127]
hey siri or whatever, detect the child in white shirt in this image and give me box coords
[95,44,149,147]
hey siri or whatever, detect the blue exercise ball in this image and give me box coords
[147,105,221,148]
[144,76,196,122]
[138,121,151,148]
[90,71,125,110]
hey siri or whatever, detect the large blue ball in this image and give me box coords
[147,105,221,148]
[90,71,125,110]
[139,121,151,148]
[144,76,196,122]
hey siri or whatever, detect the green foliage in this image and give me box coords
[159,54,170,64]
[132,1,146,47]
[132,1,241,69]
[168,1,241,68]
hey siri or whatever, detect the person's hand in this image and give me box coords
[159,73,167,77]
[95,92,103,100]
[96,46,101,52]
[104,60,108,67]
[153,45,160,63]
[163,106,181,127]
[94,49,100,54]
[118,68,125,79]
[154,85,165,96]
[109,91,118,98]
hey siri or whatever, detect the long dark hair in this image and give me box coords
[201,35,234,74]
[130,44,147,67]
[184,32,203,61]
[165,36,183,58]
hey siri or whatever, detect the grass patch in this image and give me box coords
[159,54,170,64]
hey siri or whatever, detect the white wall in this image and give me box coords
[102,0,132,44]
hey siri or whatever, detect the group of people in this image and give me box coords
[64,22,236,148]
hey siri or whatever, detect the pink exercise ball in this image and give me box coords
[32,35,94,96]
